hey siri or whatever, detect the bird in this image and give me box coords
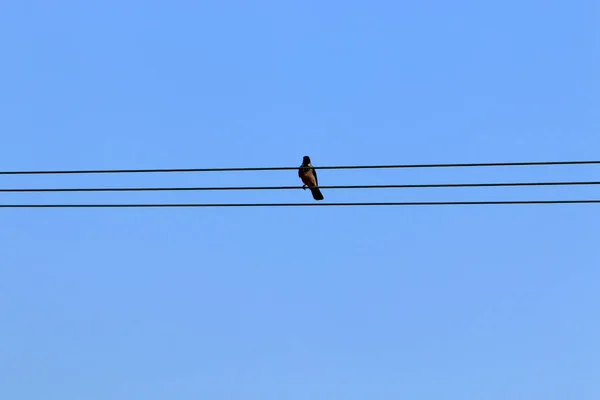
[298,156,324,200]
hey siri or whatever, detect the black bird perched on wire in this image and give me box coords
[298,156,324,200]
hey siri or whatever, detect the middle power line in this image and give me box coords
[1,180,599,193]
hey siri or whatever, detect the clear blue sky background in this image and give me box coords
[1,1,598,399]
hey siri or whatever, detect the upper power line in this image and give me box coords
[1,160,599,175]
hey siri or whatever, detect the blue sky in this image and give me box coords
[1,1,598,399]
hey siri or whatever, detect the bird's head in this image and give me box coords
[302,156,311,164]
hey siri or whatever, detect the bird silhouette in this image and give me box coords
[298,156,324,200]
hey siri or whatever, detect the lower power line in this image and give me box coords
[1,200,599,208]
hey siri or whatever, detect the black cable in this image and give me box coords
[1,180,599,193]
[1,160,599,175]
[1,200,599,207]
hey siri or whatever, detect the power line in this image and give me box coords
[1,160,599,175]
[1,180,600,193]
[1,200,599,208]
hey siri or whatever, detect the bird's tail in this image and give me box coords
[310,187,324,201]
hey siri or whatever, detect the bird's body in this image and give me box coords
[298,156,324,200]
